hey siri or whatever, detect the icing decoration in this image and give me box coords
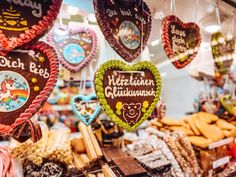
[211,32,235,76]
[71,94,101,126]
[220,95,235,116]
[93,0,152,62]
[0,42,59,142]
[94,60,162,131]
[0,0,62,53]
[161,15,201,69]
[47,26,98,72]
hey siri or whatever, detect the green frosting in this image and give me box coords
[94,59,162,131]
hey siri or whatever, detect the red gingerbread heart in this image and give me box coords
[162,15,201,69]
[93,0,152,62]
[0,42,59,142]
[0,0,62,53]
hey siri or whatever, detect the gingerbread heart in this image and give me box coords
[211,32,235,76]
[0,0,62,52]
[162,15,201,69]
[220,95,235,115]
[0,42,59,142]
[47,26,98,72]
[72,94,101,126]
[93,0,152,62]
[94,60,162,131]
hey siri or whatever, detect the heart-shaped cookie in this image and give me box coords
[94,60,162,131]
[72,94,101,126]
[211,32,235,76]
[0,0,62,53]
[220,95,235,116]
[47,26,98,72]
[0,42,59,142]
[162,15,201,69]
[93,0,152,62]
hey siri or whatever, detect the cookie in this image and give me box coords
[150,120,163,128]
[186,118,201,136]
[161,118,184,126]
[194,120,224,141]
[216,119,236,130]
[169,126,194,136]
[188,136,213,149]
[197,112,219,123]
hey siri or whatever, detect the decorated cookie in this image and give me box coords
[211,32,235,76]
[220,95,235,116]
[47,26,98,72]
[0,42,59,142]
[71,94,101,126]
[94,60,162,131]
[162,15,201,69]
[0,0,62,53]
[93,0,152,62]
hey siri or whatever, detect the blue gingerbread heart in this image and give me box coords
[71,94,101,125]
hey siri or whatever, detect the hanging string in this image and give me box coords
[89,62,95,93]
[80,70,85,94]
[170,0,176,15]
[230,13,235,35]
[194,0,199,23]
[140,0,144,61]
[216,0,221,31]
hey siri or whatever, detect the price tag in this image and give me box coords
[212,156,230,169]
[209,138,233,149]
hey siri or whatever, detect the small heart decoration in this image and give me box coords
[93,0,152,62]
[162,15,201,69]
[211,32,235,76]
[0,42,59,142]
[94,60,162,131]
[47,26,98,72]
[0,0,63,52]
[71,94,101,126]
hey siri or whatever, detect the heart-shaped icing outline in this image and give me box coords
[71,94,101,126]
[0,41,59,135]
[161,15,201,69]
[0,0,63,53]
[94,60,162,131]
[93,0,152,62]
[47,26,98,72]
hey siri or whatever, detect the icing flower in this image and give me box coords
[142,101,149,113]
[116,102,123,115]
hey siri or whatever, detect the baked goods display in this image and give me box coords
[151,112,236,149]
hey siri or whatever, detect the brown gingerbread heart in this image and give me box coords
[162,15,201,69]
[0,0,62,53]
[93,0,152,62]
[0,42,59,142]
[94,60,162,131]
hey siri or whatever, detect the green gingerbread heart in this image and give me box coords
[94,60,162,131]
